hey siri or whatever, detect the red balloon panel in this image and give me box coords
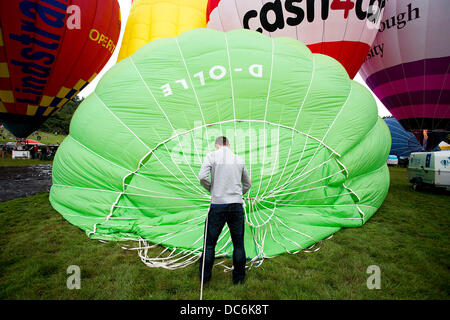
[0,0,121,137]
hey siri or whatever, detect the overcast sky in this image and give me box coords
[79,0,391,118]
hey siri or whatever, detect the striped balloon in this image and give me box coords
[384,117,423,158]
[360,0,450,133]
[206,0,386,79]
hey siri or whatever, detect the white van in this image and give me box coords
[408,151,450,191]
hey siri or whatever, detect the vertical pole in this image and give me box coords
[200,210,210,300]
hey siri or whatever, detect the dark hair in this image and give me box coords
[215,136,229,146]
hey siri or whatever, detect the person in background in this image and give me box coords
[30,145,35,159]
[40,146,48,161]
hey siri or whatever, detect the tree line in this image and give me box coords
[39,96,83,135]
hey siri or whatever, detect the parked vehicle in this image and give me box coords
[387,155,399,166]
[408,151,450,191]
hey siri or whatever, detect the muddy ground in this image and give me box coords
[0,165,52,202]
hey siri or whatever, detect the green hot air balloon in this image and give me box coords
[50,29,390,268]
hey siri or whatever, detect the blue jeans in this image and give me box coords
[199,203,246,282]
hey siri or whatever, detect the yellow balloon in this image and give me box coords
[118,0,208,62]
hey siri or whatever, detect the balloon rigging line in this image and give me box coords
[244,201,264,261]
[254,205,290,257]
[266,185,328,199]
[224,33,238,155]
[150,126,207,190]
[114,204,210,210]
[213,100,225,139]
[248,112,254,195]
[258,125,282,198]
[148,128,209,196]
[249,201,265,261]
[123,184,209,201]
[139,156,207,197]
[345,163,386,182]
[269,155,336,196]
[265,152,334,199]
[273,168,346,196]
[68,133,206,200]
[274,191,358,202]
[256,205,285,255]
[184,114,206,167]
[135,216,233,264]
[67,135,133,175]
[249,200,277,229]
[139,139,208,196]
[129,56,210,195]
[94,93,151,152]
[260,199,365,221]
[61,214,106,220]
[268,54,316,194]
[258,205,308,255]
[137,222,225,251]
[264,126,309,198]
[126,67,211,196]
[255,204,270,257]
[122,190,210,202]
[255,38,276,200]
[272,212,319,243]
[273,84,353,196]
[261,200,365,208]
[52,183,121,194]
[174,37,211,145]
[249,199,262,228]
[138,118,340,155]
[252,201,267,258]
[250,200,319,255]
[342,183,361,202]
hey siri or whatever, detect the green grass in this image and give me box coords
[0,158,53,167]
[0,167,448,300]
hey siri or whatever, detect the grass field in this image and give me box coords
[0,158,53,167]
[0,167,448,300]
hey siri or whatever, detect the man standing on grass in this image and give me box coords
[198,136,251,285]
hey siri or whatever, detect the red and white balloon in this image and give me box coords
[207,0,386,79]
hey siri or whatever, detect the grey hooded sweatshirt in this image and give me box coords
[198,147,251,204]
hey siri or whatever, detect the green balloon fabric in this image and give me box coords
[50,29,390,265]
